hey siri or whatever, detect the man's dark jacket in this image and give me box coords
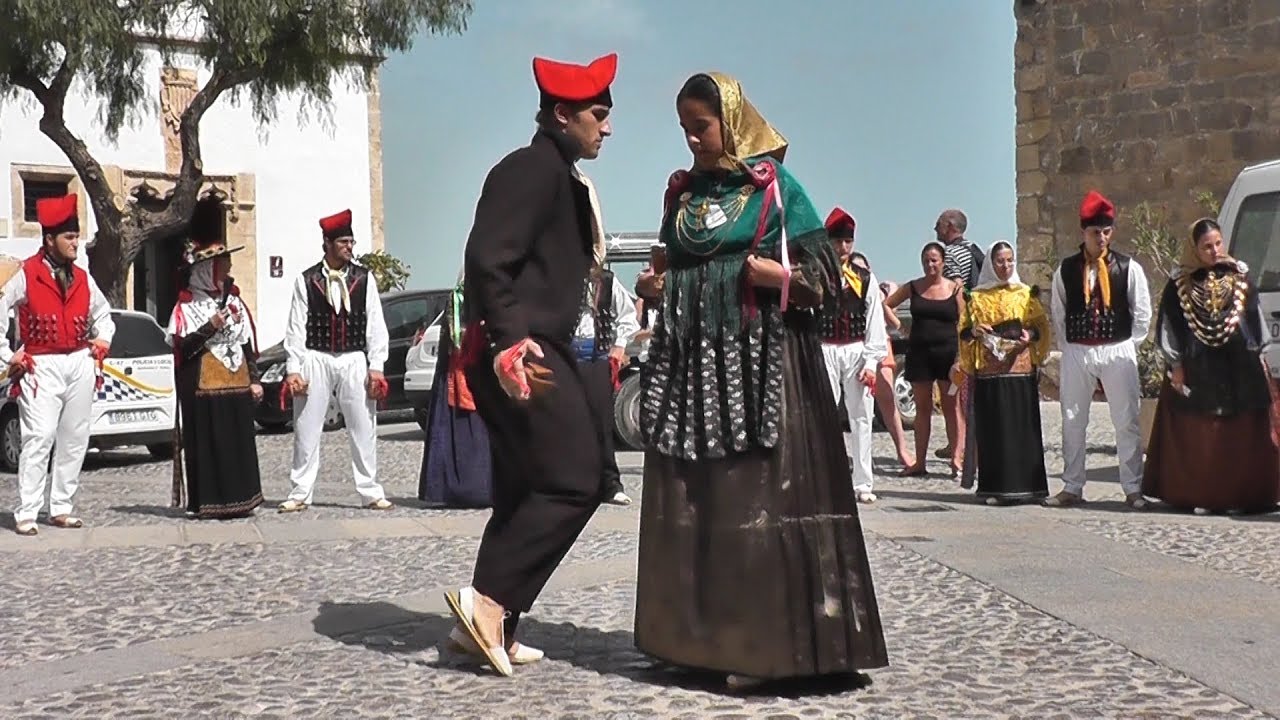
[464,130,596,353]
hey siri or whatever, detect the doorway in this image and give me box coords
[130,192,227,324]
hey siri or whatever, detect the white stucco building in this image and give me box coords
[0,41,385,347]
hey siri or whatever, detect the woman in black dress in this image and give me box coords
[167,207,264,520]
[635,72,887,691]
[885,242,966,477]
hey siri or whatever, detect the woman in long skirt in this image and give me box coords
[167,209,264,520]
[1143,218,1279,514]
[955,241,1050,505]
[635,72,888,690]
[419,284,492,508]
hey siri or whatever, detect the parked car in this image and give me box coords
[0,309,177,472]
[404,313,443,430]
[254,288,451,431]
[1218,157,1280,379]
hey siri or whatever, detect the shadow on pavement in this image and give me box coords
[109,504,188,519]
[311,600,871,698]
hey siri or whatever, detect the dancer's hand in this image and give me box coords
[250,383,264,401]
[858,369,877,388]
[745,255,785,289]
[608,346,627,365]
[6,349,29,379]
[367,370,388,400]
[494,338,545,401]
[1170,365,1189,395]
[285,373,308,397]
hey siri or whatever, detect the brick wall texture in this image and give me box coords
[1014,0,1280,288]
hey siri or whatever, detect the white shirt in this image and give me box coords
[574,274,641,350]
[1050,257,1152,350]
[0,262,115,363]
[284,262,390,374]
[861,272,890,366]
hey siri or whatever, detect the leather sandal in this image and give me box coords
[14,521,37,536]
[48,515,83,529]
[366,498,393,510]
[277,500,308,513]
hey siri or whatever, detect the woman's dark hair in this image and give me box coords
[1191,217,1221,243]
[677,74,721,115]
[991,241,1013,257]
[921,241,945,260]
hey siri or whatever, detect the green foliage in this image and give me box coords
[358,249,411,293]
[1,0,473,138]
[0,0,472,303]
[1127,190,1221,398]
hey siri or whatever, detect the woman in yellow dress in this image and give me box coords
[955,241,1051,505]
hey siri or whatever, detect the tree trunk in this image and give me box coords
[87,225,145,308]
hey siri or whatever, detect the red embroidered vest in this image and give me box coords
[18,251,91,355]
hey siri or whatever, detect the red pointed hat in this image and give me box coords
[1079,190,1116,228]
[533,52,617,107]
[824,207,856,237]
[36,193,79,235]
[319,209,354,240]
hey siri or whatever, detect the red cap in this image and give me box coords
[824,206,856,237]
[319,209,354,240]
[533,52,617,105]
[1079,190,1116,228]
[37,193,79,234]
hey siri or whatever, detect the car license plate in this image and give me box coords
[110,410,159,425]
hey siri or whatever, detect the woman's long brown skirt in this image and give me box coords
[1143,383,1280,513]
[634,331,889,679]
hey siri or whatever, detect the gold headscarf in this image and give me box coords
[1179,217,1235,273]
[707,72,788,171]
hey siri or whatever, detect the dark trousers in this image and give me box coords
[582,357,622,496]
[465,344,604,612]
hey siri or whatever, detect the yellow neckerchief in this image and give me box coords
[841,261,864,297]
[325,264,352,313]
[1085,249,1111,309]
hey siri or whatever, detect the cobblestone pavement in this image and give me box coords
[1,404,1277,718]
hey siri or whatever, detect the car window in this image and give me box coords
[1229,191,1280,292]
[384,297,432,340]
[110,313,171,358]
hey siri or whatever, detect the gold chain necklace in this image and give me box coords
[1175,269,1247,347]
[672,185,755,255]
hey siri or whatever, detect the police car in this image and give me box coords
[0,309,177,472]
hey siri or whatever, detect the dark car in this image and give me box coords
[254,288,450,431]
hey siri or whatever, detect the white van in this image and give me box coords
[0,309,177,472]
[1217,158,1280,378]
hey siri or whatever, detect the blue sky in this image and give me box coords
[381,0,1017,289]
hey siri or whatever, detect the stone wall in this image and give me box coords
[1014,0,1280,288]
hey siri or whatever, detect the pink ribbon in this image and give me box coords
[744,170,792,320]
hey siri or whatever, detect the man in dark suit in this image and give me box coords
[443,52,618,677]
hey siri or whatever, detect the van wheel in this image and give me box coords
[323,395,345,432]
[894,364,916,430]
[147,443,174,460]
[613,374,644,451]
[0,405,20,473]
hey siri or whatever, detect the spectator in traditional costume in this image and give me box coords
[442,51,619,677]
[419,278,493,508]
[1045,190,1152,509]
[278,209,392,513]
[821,207,889,502]
[955,240,1050,505]
[634,72,887,691]
[0,194,113,536]
[167,197,264,519]
[1143,218,1279,514]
